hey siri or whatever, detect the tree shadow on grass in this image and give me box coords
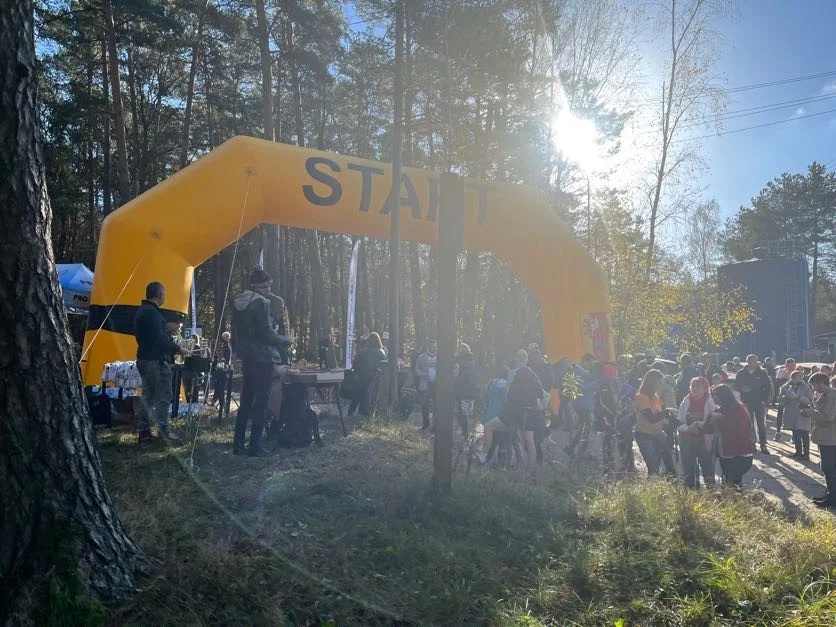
[98,419,603,625]
[749,452,829,523]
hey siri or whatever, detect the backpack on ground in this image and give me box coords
[267,383,322,448]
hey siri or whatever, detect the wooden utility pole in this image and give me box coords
[388,0,404,409]
[434,174,464,493]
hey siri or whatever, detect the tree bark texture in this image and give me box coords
[285,9,330,346]
[0,0,140,617]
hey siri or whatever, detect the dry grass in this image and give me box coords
[96,414,836,626]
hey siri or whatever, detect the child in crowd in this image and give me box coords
[479,366,509,464]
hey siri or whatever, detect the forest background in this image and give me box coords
[37,0,836,361]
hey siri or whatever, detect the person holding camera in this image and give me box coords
[633,369,677,477]
[677,376,717,488]
[773,358,796,441]
[778,369,814,461]
[805,373,836,509]
[703,384,756,488]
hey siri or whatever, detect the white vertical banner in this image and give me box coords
[345,239,361,369]
[190,276,198,334]
[258,248,264,269]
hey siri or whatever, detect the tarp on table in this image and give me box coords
[56,263,94,310]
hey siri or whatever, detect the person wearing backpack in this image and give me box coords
[597,363,622,475]
[479,365,509,464]
[350,332,386,417]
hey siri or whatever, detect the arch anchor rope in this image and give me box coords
[186,170,254,470]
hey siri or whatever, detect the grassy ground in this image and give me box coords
[97,415,835,626]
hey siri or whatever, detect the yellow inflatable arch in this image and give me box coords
[81,136,611,386]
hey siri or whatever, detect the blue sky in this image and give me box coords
[344,0,833,224]
[700,0,836,220]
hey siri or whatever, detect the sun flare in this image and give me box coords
[551,109,602,173]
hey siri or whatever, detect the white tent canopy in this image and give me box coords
[56,263,94,311]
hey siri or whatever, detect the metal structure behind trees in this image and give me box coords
[718,256,811,361]
[753,239,810,260]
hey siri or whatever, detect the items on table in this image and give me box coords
[101,361,142,398]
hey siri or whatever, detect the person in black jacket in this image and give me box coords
[134,282,188,444]
[483,357,543,467]
[699,353,717,381]
[349,332,387,416]
[528,344,554,392]
[675,353,701,405]
[231,269,290,457]
[735,354,773,454]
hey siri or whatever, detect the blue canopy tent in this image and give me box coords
[56,263,94,312]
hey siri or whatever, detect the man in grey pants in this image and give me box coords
[134,281,187,444]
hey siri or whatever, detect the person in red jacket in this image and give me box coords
[704,384,756,488]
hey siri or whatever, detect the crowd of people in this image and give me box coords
[405,343,836,509]
[130,274,836,509]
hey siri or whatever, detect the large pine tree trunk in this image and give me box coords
[125,46,141,195]
[286,12,330,348]
[0,2,140,617]
[101,0,131,205]
[101,40,113,217]
[255,0,274,142]
[86,60,97,265]
[178,0,209,169]
[253,0,282,297]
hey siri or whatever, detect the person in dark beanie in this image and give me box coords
[134,281,188,444]
[231,268,290,457]
[735,354,772,455]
